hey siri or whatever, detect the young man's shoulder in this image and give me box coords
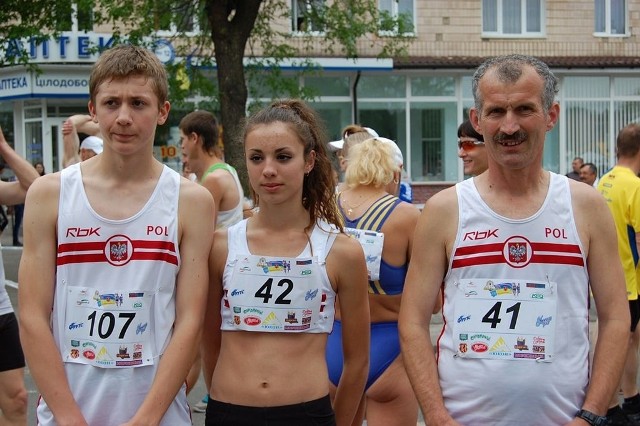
[23,173,61,221]
[28,171,61,195]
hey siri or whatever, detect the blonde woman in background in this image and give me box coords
[326,137,420,425]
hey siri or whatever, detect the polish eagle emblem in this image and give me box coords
[110,241,128,261]
[508,242,527,264]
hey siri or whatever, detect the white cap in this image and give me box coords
[80,136,103,154]
[328,127,379,151]
[376,137,404,168]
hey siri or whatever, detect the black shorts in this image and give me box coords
[630,299,640,332]
[0,312,25,372]
[205,395,335,426]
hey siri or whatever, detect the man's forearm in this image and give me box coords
[583,316,630,414]
[0,142,39,190]
[131,322,200,424]
[21,317,86,424]
[69,114,100,136]
[401,323,453,424]
[0,128,39,190]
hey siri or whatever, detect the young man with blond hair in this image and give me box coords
[18,44,215,425]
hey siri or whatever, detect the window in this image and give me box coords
[408,102,458,182]
[358,74,406,98]
[482,0,544,37]
[305,76,350,97]
[379,0,415,35]
[53,2,94,32]
[155,0,203,35]
[595,0,627,36]
[564,75,640,173]
[291,0,325,33]
[75,3,94,32]
[564,77,611,174]
[411,76,455,96]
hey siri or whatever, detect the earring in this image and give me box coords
[393,178,399,184]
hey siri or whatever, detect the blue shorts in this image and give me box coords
[205,395,335,426]
[326,320,400,390]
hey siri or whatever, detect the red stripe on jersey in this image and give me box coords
[57,249,179,266]
[58,240,176,254]
[454,243,503,255]
[58,241,105,253]
[531,242,582,254]
[452,242,584,268]
[134,240,177,252]
[531,254,584,266]
[452,254,505,268]
[56,253,105,265]
[131,252,178,265]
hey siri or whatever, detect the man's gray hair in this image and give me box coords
[472,54,559,114]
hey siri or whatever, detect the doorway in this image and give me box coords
[45,117,67,173]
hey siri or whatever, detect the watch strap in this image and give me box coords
[575,409,607,426]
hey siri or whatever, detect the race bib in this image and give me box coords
[62,287,155,368]
[225,255,324,332]
[452,278,557,361]
[344,227,384,281]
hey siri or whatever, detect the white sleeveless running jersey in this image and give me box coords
[439,172,590,425]
[37,163,190,425]
[221,219,337,333]
[213,164,245,230]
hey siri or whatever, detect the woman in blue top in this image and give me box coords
[326,137,421,425]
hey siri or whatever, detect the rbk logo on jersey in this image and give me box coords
[463,229,499,241]
[66,227,101,238]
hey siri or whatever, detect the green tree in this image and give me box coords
[1,0,409,191]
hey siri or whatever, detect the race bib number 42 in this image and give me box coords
[227,255,323,332]
[452,279,557,361]
[62,287,154,368]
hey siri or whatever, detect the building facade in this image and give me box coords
[2,0,640,202]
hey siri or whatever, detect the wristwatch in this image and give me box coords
[575,409,608,426]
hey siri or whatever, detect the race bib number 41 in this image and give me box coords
[452,279,557,361]
[62,287,154,368]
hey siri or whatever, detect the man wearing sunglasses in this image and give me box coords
[457,119,488,176]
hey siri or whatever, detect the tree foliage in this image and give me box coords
[1,0,409,191]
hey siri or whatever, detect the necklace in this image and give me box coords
[341,191,379,216]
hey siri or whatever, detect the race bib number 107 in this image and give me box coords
[452,279,557,362]
[62,287,154,368]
